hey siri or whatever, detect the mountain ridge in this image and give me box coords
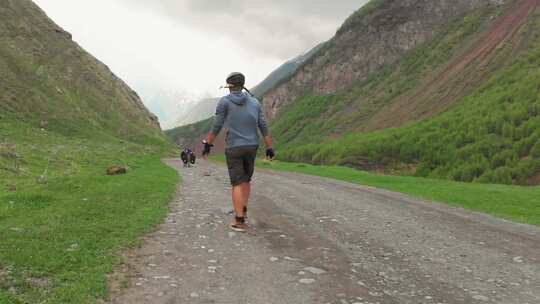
[251,42,326,98]
[262,0,510,122]
[0,0,164,144]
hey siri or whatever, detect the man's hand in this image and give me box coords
[202,140,214,157]
[266,148,275,160]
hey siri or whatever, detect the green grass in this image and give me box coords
[211,155,540,226]
[0,155,179,303]
[0,117,180,303]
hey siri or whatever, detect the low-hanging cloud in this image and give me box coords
[116,0,367,60]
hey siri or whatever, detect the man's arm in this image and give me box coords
[205,99,227,145]
[263,135,273,149]
[202,99,227,157]
[258,105,275,159]
[258,105,272,148]
[206,132,217,146]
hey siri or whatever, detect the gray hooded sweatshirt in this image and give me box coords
[211,91,269,149]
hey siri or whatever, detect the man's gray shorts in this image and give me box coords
[225,146,258,186]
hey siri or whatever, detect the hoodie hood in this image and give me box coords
[227,91,248,106]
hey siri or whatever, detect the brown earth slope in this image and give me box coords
[365,0,539,131]
[262,0,512,122]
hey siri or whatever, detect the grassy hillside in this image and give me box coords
[0,1,180,302]
[0,0,165,145]
[279,10,540,185]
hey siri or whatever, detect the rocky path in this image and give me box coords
[110,159,540,304]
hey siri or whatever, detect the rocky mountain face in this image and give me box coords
[0,0,163,142]
[251,43,325,98]
[263,0,508,121]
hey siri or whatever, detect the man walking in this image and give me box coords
[202,72,274,232]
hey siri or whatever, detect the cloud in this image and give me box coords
[115,0,367,60]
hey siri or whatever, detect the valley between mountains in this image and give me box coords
[1,0,539,303]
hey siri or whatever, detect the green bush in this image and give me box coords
[531,141,540,158]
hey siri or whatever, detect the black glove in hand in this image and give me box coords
[202,141,213,156]
[266,148,275,160]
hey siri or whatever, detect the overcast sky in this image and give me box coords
[33,0,368,128]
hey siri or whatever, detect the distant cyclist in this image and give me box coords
[188,149,196,166]
[181,148,189,167]
[202,72,274,232]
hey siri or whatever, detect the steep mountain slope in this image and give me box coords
[263,0,514,122]
[0,0,164,144]
[281,20,540,184]
[0,0,174,189]
[251,43,325,98]
[365,0,537,131]
[270,0,533,146]
[273,0,540,185]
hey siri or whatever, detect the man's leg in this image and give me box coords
[231,183,251,214]
[230,183,249,232]
[240,182,251,215]
[227,147,257,231]
[231,184,246,217]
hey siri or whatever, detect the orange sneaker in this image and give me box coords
[230,217,248,232]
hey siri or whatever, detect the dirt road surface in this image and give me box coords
[110,159,540,304]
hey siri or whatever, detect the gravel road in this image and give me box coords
[110,159,540,304]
